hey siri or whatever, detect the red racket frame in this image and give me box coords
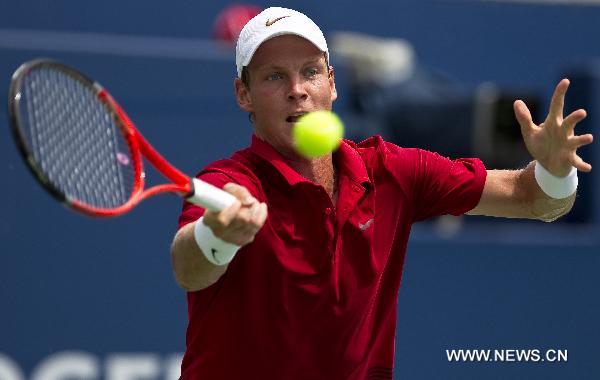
[68,89,195,217]
[8,59,208,218]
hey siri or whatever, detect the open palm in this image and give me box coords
[514,79,593,177]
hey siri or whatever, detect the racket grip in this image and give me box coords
[187,178,237,212]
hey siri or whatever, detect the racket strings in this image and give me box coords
[21,67,135,209]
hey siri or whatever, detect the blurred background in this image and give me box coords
[1,1,599,379]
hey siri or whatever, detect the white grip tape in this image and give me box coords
[194,217,240,266]
[534,162,578,199]
[188,178,237,212]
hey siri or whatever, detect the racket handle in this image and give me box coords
[187,178,237,212]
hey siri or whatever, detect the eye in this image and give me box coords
[267,72,282,81]
[305,67,319,78]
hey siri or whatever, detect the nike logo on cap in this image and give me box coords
[265,16,290,26]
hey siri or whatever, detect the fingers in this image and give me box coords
[571,153,592,172]
[204,199,242,228]
[524,79,594,174]
[563,108,587,130]
[240,202,268,235]
[224,183,256,206]
[569,134,593,172]
[233,200,267,227]
[205,183,255,228]
[222,182,267,226]
[514,100,536,133]
[518,79,570,131]
[234,199,261,225]
[548,78,570,121]
[217,201,268,246]
[204,182,268,246]
[569,133,594,149]
[254,202,268,226]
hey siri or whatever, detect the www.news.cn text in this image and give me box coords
[446,349,567,363]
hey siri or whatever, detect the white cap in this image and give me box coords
[235,7,329,77]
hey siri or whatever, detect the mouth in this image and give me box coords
[286,112,308,123]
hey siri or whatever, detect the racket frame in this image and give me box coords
[8,59,233,217]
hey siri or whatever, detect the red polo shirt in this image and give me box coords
[177,135,486,380]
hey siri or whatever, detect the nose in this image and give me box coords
[287,75,308,102]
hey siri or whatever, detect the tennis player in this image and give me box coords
[171,7,593,379]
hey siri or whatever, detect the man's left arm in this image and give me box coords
[468,79,594,221]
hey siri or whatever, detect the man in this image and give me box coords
[171,7,593,380]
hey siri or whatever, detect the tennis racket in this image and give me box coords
[7,59,236,217]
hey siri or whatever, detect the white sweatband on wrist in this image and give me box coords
[194,217,240,266]
[534,161,578,199]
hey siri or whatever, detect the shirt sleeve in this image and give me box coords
[411,149,487,222]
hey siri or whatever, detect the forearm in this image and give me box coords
[470,79,590,221]
[519,161,575,222]
[171,184,267,291]
[171,221,228,292]
[468,161,576,221]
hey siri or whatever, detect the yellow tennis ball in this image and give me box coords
[293,110,344,158]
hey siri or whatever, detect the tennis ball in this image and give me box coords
[293,110,344,158]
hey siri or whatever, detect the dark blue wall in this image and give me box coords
[1,1,600,379]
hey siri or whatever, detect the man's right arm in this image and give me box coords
[171,183,268,292]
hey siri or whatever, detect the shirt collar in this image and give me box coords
[248,134,307,186]
[248,134,372,189]
[334,138,371,189]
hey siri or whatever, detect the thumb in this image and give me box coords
[513,100,535,132]
[223,183,256,206]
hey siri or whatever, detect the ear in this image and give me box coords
[234,78,254,113]
[328,66,338,102]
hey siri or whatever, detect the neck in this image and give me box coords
[287,154,338,204]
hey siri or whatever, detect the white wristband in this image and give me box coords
[194,217,240,266]
[534,161,578,199]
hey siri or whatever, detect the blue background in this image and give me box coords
[1,1,599,379]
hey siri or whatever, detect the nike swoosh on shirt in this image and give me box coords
[265,16,290,26]
[358,218,374,231]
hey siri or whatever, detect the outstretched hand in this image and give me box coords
[514,79,594,177]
